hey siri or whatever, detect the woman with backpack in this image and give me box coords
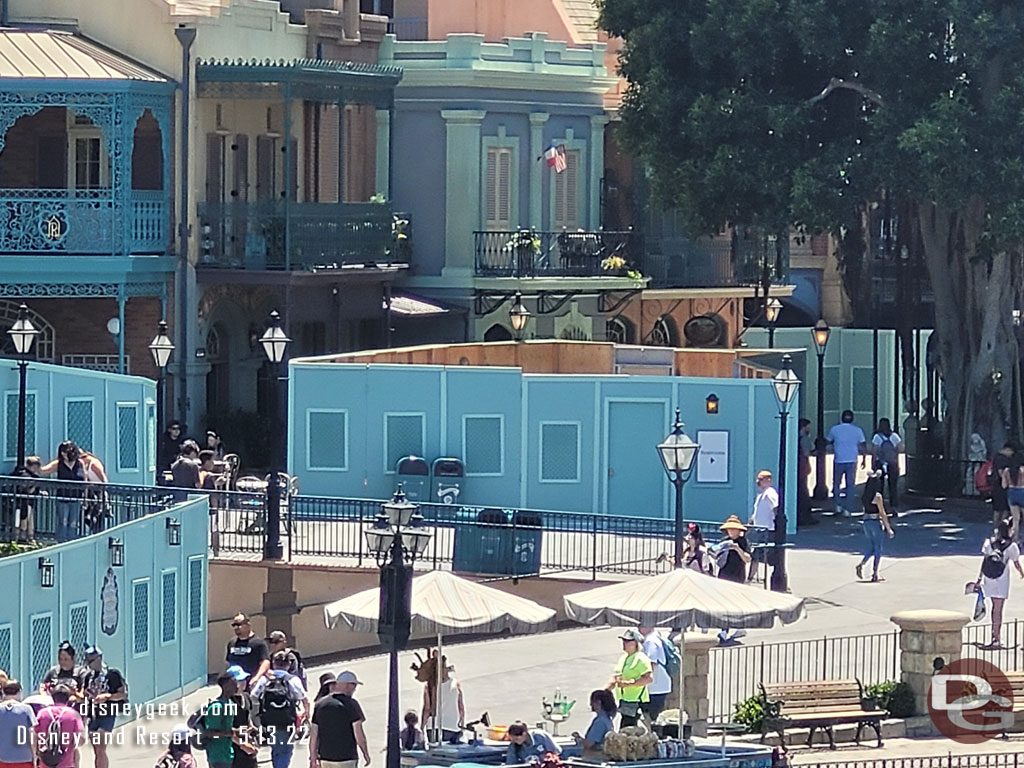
[1000,457,1024,541]
[978,519,1024,650]
[855,469,895,582]
[871,419,902,513]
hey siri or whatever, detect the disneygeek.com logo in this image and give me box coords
[929,658,1014,744]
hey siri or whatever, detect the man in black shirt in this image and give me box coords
[82,645,127,768]
[310,671,370,768]
[992,443,1016,529]
[715,516,753,646]
[226,614,270,691]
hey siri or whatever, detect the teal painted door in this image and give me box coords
[606,401,666,517]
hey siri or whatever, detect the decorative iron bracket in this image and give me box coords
[537,291,581,315]
[598,289,642,315]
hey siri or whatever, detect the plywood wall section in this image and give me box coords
[674,349,738,377]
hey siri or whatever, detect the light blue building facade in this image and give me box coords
[0,497,207,705]
[0,360,157,485]
[287,360,799,532]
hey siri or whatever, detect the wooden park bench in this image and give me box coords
[760,679,886,751]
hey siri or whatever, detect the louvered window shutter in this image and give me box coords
[485,148,513,229]
[554,150,580,229]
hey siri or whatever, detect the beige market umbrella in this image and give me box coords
[564,568,805,724]
[324,569,557,738]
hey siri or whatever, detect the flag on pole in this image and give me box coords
[544,144,567,173]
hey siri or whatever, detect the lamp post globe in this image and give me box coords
[260,310,291,560]
[811,319,831,499]
[771,354,800,592]
[657,409,699,569]
[8,304,38,471]
[766,297,782,348]
[149,320,174,447]
[509,292,530,340]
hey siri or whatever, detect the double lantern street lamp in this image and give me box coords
[260,310,291,560]
[811,319,832,499]
[364,487,433,768]
[771,354,800,592]
[148,320,175,445]
[8,304,39,471]
[657,409,700,569]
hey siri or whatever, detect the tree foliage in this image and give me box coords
[599,0,1024,455]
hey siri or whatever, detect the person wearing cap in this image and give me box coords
[81,645,127,768]
[605,630,652,727]
[748,471,778,583]
[251,652,309,768]
[159,421,185,474]
[226,615,270,691]
[267,631,306,689]
[0,679,37,768]
[310,671,370,768]
[154,725,197,768]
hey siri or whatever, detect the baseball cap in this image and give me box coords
[619,629,644,643]
[336,670,362,685]
[84,645,103,659]
[224,665,249,681]
[170,724,190,744]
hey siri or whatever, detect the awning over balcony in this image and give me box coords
[196,58,400,105]
[0,31,168,82]
[389,295,449,317]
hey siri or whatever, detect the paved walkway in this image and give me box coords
[68,494,1024,767]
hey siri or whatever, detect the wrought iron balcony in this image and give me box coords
[0,189,169,255]
[474,229,644,278]
[197,201,401,270]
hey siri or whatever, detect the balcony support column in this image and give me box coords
[441,110,485,281]
[374,107,391,200]
[283,82,294,271]
[528,112,549,230]
[117,284,126,375]
[589,115,608,229]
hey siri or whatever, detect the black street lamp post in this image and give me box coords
[656,409,700,568]
[259,310,291,561]
[771,355,800,592]
[811,319,831,499]
[766,298,782,349]
[149,320,175,449]
[8,304,38,471]
[365,487,432,768]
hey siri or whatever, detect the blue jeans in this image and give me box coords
[860,518,885,570]
[56,500,79,542]
[833,462,857,510]
[269,727,294,768]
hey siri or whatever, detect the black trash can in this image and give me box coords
[453,508,510,574]
[511,511,543,576]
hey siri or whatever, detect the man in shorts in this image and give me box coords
[81,646,126,768]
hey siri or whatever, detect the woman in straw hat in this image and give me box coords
[714,515,752,646]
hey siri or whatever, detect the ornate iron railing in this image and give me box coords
[197,201,399,270]
[0,188,168,255]
[474,229,644,278]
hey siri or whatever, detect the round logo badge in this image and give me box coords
[928,657,1013,743]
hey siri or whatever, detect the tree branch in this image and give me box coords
[805,77,885,108]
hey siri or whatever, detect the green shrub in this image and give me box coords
[733,694,765,732]
[0,540,44,558]
[864,680,915,717]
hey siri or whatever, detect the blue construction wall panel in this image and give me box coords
[288,362,798,532]
[0,497,207,707]
[0,361,156,485]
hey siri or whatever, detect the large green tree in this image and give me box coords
[599,0,1024,457]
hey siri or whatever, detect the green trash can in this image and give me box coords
[453,508,510,574]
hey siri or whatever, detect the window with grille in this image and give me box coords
[463,415,503,476]
[384,413,425,473]
[117,403,139,472]
[161,570,177,644]
[553,149,581,229]
[30,614,52,687]
[484,147,513,230]
[307,410,348,470]
[68,603,89,654]
[65,399,94,452]
[132,578,149,657]
[0,624,11,677]
[4,391,35,461]
[188,557,204,632]
[539,422,580,483]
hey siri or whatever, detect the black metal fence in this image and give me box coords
[707,631,900,724]
[962,619,1024,671]
[474,229,644,278]
[802,754,1024,768]
[906,457,986,498]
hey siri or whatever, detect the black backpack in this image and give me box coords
[38,711,68,768]
[259,675,297,727]
[185,700,213,751]
[982,538,1009,579]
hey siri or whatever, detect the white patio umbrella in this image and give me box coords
[564,568,805,724]
[324,570,557,738]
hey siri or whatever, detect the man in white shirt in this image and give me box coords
[639,627,672,719]
[748,470,778,582]
[827,410,867,516]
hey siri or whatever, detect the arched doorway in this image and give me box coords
[483,324,513,342]
[205,324,230,418]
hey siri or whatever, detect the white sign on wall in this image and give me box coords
[696,430,729,483]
